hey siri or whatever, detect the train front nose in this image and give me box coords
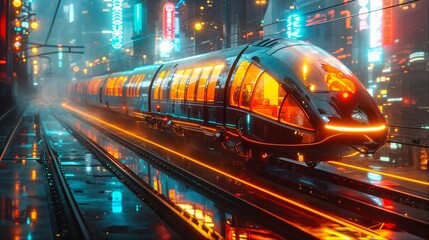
[313,90,388,155]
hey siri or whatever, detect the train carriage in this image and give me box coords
[69,38,388,168]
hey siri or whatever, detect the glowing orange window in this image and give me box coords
[239,63,263,109]
[178,70,191,100]
[87,80,94,94]
[251,72,286,120]
[105,77,117,96]
[170,70,184,100]
[230,61,250,106]
[153,71,165,100]
[134,74,145,97]
[186,68,202,101]
[126,75,136,97]
[133,74,141,97]
[115,76,127,96]
[159,71,170,100]
[207,64,224,102]
[93,78,102,95]
[197,66,213,101]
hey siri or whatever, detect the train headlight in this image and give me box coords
[351,108,369,124]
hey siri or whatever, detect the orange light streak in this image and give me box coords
[323,228,352,239]
[328,161,429,186]
[342,151,360,158]
[63,103,385,239]
[173,120,200,128]
[325,124,386,132]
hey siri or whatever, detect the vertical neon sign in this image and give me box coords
[112,0,123,49]
[368,0,383,63]
[358,0,369,31]
[286,13,302,39]
[162,2,175,41]
[369,0,382,48]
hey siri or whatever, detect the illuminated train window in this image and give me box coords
[77,82,85,93]
[186,68,202,101]
[207,64,224,102]
[169,64,224,102]
[86,79,93,95]
[279,95,313,130]
[127,74,145,97]
[272,45,357,94]
[177,69,191,100]
[105,77,117,96]
[133,74,144,97]
[197,66,213,101]
[251,72,286,120]
[239,63,263,109]
[87,78,102,95]
[159,71,170,100]
[230,61,251,106]
[126,75,137,97]
[114,76,127,96]
[153,70,169,100]
[170,70,184,100]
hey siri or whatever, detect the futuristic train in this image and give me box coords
[69,38,388,168]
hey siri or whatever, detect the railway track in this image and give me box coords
[60,103,419,238]
[37,110,187,239]
[1,104,427,239]
[259,158,429,238]
[54,107,316,239]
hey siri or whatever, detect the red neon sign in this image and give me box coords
[162,2,175,41]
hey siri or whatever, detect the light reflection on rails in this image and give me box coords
[328,161,429,186]
[63,103,387,239]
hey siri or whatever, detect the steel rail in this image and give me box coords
[53,112,226,240]
[81,118,318,239]
[40,119,93,240]
[62,107,391,239]
[268,158,429,239]
[0,106,23,161]
[0,105,16,122]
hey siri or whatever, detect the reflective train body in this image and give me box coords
[69,38,387,167]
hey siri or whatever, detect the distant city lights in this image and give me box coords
[409,52,425,63]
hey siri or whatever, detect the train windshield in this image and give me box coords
[272,44,357,93]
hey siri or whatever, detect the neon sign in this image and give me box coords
[286,13,302,39]
[112,0,124,49]
[369,0,382,48]
[162,2,175,41]
[358,0,369,31]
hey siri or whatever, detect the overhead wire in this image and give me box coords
[44,0,62,45]
[232,0,420,44]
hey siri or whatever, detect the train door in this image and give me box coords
[177,69,191,118]
[184,68,202,120]
[204,64,224,127]
[151,69,170,114]
[196,67,213,125]
[99,87,103,104]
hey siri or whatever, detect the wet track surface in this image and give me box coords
[1,103,428,239]
[1,106,180,239]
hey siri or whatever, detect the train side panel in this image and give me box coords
[123,65,162,117]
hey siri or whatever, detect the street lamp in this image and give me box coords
[12,0,22,8]
[194,22,203,55]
